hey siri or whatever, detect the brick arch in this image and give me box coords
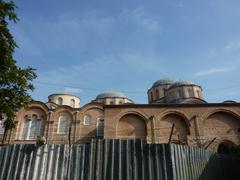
[156,110,191,127]
[54,109,74,121]
[202,109,240,122]
[203,110,240,139]
[17,101,49,119]
[16,106,48,140]
[81,104,104,113]
[116,113,147,140]
[157,110,190,145]
[27,101,49,113]
[114,109,150,123]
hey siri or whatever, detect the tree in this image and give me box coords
[0,0,37,144]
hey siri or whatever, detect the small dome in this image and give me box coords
[96,91,127,99]
[169,80,197,89]
[223,100,237,103]
[152,77,175,88]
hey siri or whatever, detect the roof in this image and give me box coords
[169,80,198,89]
[48,93,80,99]
[96,91,127,99]
[152,77,175,88]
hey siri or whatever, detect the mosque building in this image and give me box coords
[0,77,240,152]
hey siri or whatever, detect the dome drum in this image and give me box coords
[48,93,81,108]
[148,78,204,104]
[95,91,134,105]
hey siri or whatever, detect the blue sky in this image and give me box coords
[11,0,240,105]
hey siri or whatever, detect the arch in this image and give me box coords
[217,140,236,154]
[157,110,191,127]
[156,89,159,99]
[203,110,240,136]
[81,104,104,113]
[54,108,74,119]
[58,113,71,134]
[27,101,50,111]
[84,114,92,125]
[70,99,75,108]
[203,109,240,121]
[97,116,104,138]
[18,106,47,140]
[57,97,63,105]
[20,114,43,140]
[17,101,49,117]
[117,113,147,140]
[114,109,150,123]
[160,113,190,145]
[187,88,193,97]
[151,92,153,101]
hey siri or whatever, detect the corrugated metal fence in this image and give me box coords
[0,139,223,180]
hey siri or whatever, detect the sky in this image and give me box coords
[10,0,240,105]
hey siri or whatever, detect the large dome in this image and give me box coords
[96,91,127,99]
[152,77,175,88]
[169,80,197,89]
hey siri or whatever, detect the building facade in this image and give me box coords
[1,78,240,152]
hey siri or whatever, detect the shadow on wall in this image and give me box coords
[200,153,240,179]
[75,128,102,144]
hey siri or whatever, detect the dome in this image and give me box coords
[152,77,175,88]
[169,80,197,89]
[48,93,80,99]
[96,91,127,99]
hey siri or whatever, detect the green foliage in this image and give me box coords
[0,0,37,131]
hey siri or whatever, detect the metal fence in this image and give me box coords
[0,139,236,180]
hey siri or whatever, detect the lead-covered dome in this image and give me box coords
[169,80,197,89]
[96,91,127,99]
[95,91,134,105]
[152,77,175,88]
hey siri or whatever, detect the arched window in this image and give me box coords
[58,97,63,105]
[70,99,75,108]
[188,89,193,97]
[150,92,153,101]
[110,101,114,105]
[197,90,201,98]
[58,113,70,134]
[97,117,104,138]
[21,114,42,140]
[156,89,159,99]
[176,90,180,99]
[84,115,92,125]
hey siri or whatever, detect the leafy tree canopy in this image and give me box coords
[0,0,37,132]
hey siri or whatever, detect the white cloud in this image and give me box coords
[15,7,162,60]
[38,52,164,86]
[120,53,163,72]
[120,8,161,32]
[64,87,83,94]
[224,40,240,51]
[195,66,238,76]
[175,2,185,8]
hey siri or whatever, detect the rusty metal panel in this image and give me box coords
[0,139,230,180]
